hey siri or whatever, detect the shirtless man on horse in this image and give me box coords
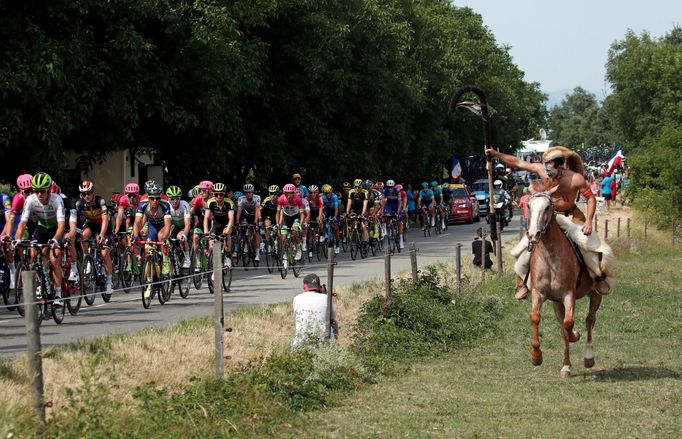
[484,145,597,299]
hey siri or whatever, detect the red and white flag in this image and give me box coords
[607,149,624,174]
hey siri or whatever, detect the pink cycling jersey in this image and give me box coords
[277,194,304,217]
[11,193,27,216]
[191,196,205,213]
[117,194,139,212]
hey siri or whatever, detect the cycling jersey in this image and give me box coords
[117,194,139,219]
[62,196,78,226]
[75,195,109,226]
[237,194,261,216]
[348,189,368,214]
[383,188,402,213]
[205,198,235,224]
[306,194,323,214]
[432,187,443,204]
[169,200,191,228]
[294,184,309,197]
[442,188,452,204]
[136,199,172,228]
[277,194,304,218]
[139,193,169,202]
[322,193,339,210]
[260,195,278,223]
[21,193,65,228]
[368,189,383,205]
[418,189,435,205]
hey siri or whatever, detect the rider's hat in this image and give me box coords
[542,146,584,174]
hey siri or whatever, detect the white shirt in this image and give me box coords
[292,290,336,348]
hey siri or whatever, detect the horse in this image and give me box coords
[526,184,602,377]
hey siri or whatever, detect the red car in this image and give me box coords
[448,184,480,224]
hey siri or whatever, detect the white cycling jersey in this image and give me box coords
[21,193,65,228]
[237,194,261,215]
[169,200,191,228]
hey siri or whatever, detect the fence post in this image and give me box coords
[481,228,487,283]
[409,242,418,284]
[617,217,621,238]
[496,219,503,275]
[626,218,631,240]
[384,244,392,299]
[455,243,462,295]
[212,243,224,377]
[326,247,335,339]
[594,214,598,233]
[518,216,524,238]
[23,271,45,433]
[644,217,648,241]
[604,219,609,241]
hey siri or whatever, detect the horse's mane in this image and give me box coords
[530,180,559,193]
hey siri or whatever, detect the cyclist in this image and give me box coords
[114,182,140,234]
[2,174,34,290]
[203,182,235,268]
[260,185,279,252]
[382,179,405,249]
[395,183,409,230]
[190,180,213,264]
[339,181,351,216]
[296,187,311,252]
[166,185,192,268]
[76,181,114,294]
[235,183,262,262]
[417,182,436,230]
[14,173,66,306]
[431,181,445,229]
[292,173,309,197]
[305,185,324,257]
[0,189,13,288]
[366,180,384,239]
[276,183,305,261]
[53,182,80,283]
[321,184,341,254]
[346,179,369,244]
[139,180,169,203]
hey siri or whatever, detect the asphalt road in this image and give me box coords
[0,216,521,357]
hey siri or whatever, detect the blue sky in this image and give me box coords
[455,0,681,106]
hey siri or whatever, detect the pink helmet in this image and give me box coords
[124,182,139,194]
[283,183,296,193]
[50,182,61,194]
[199,180,214,191]
[17,174,32,190]
[395,184,403,191]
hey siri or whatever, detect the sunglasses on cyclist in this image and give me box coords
[21,189,34,195]
[170,197,181,201]
[148,196,160,201]
[214,193,225,197]
[80,190,94,197]
[35,189,48,195]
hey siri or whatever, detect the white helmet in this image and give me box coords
[386,179,395,188]
[493,179,503,187]
[495,163,505,170]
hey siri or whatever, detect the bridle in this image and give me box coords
[527,191,554,252]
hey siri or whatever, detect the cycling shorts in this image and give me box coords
[281,215,301,233]
[32,226,59,246]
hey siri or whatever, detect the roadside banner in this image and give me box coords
[607,149,624,174]
[451,152,462,178]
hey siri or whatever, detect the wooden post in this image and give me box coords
[455,243,462,295]
[496,219,503,275]
[626,218,631,240]
[617,217,621,238]
[23,271,45,432]
[604,219,609,240]
[594,214,598,232]
[384,244,392,299]
[644,217,648,241]
[518,216,524,238]
[481,229,487,284]
[409,242,418,284]
[326,247,335,339]
[212,243,224,377]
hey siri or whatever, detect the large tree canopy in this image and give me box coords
[1,0,546,188]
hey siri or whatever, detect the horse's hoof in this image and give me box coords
[584,357,595,368]
[531,355,543,366]
[570,331,581,343]
[560,366,571,378]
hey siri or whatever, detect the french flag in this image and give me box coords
[607,149,624,174]
[451,153,462,178]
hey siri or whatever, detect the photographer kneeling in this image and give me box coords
[292,273,337,349]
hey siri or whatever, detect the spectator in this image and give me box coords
[292,273,337,348]
[601,172,614,209]
[472,227,493,269]
[515,187,530,230]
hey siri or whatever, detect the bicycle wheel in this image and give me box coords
[1,263,16,312]
[66,260,83,316]
[175,249,190,299]
[101,258,112,303]
[341,222,349,252]
[305,229,314,263]
[190,247,204,290]
[241,237,251,270]
[82,254,97,306]
[140,254,155,309]
[120,249,135,293]
[206,249,215,294]
[14,264,26,317]
[111,246,121,290]
[350,229,359,260]
[51,281,65,325]
[249,234,259,268]
[279,241,289,279]
[159,255,172,305]
[222,259,232,293]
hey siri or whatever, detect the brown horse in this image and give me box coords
[526,185,602,377]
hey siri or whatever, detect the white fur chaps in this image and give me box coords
[511,215,618,295]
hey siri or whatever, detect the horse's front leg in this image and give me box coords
[560,294,580,377]
[530,289,544,366]
[584,292,603,368]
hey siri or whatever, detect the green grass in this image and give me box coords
[288,244,682,438]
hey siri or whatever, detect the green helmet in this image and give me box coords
[213,182,226,193]
[191,185,200,198]
[31,172,52,190]
[268,184,280,194]
[353,178,363,187]
[166,185,182,198]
